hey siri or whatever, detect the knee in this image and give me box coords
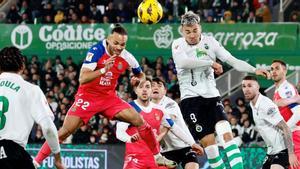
[215,120,233,143]
[58,127,72,141]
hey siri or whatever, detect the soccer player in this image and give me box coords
[151,77,199,169]
[271,60,300,162]
[0,46,64,169]
[242,75,299,169]
[172,11,270,169]
[116,78,203,169]
[34,24,174,167]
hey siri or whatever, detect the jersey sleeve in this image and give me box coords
[123,50,142,75]
[278,83,297,99]
[210,36,232,62]
[81,44,105,71]
[278,83,299,109]
[31,86,54,124]
[263,100,284,125]
[161,109,175,128]
[164,100,181,117]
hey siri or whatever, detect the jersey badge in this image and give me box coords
[154,112,161,121]
[267,107,277,116]
[204,43,209,49]
[86,52,94,61]
[117,62,123,70]
[195,124,202,132]
[285,91,292,98]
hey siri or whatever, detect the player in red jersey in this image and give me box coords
[116,78,203,169]
[34,24,175,168]
[271,60,300,165]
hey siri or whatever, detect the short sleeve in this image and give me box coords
[82,44,105,70]
[278,83,297,99]
[31,86,54,124]
[122,50,142,75]
[164,100,181,117]
[263,101,283,126]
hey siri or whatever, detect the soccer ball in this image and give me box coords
[137,0,163,24]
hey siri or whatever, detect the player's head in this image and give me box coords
[180,11,201,45]
[270,60,287,83]
[135,77,152,102]
[242,76,260,101]
[107,24,128,56]
[0,46,25,73]
[151,77,166,100]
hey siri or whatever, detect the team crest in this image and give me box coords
[118,62,123,70]
[154,112,161,121]
[195,124,202,132]
[204,43,209,49]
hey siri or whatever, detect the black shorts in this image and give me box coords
[0,140,35,169]
[161,147,198,168]
[263,149,289,169]
[180,96,227,140]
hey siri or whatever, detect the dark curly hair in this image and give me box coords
[0,46,25,72]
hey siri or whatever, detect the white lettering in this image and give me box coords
[39,26,53,41]
[253,32,265,48]
[265,32,278,46]
[0,146,7,159]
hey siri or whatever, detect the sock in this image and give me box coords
[34,142,51,164]
[223,139,244,169]
[137,122,160,155]
[205,144,225,169]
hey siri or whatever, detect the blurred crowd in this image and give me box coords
[3,0,300,24]
[24,54,300,147]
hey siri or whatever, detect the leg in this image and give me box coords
[185,162,199,169]
[215,120,244,169]
[114,108,159,154]
[35,115,83,164]
[202,134,226,169]
[270,165,285,169]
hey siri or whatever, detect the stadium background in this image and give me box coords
[0,0,299,168]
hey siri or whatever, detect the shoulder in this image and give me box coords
[163,97,177,108]
[172,38,185,47]
[278,81,297,98]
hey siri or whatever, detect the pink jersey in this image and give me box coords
[273,80,300,127]
[124,101,165,156]
[77,40,142,96]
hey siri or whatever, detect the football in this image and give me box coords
[137,0,163,24]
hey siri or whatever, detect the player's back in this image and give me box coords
[0,72,52,148]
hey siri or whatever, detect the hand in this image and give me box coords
[54,153,66,169]
[191,143,204,155]
[255,69,271,79]
[211,62,223,75]
[104,56,117,72]
[289,153,300,169]
[130,133,141,142]
[130,76,140,87]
